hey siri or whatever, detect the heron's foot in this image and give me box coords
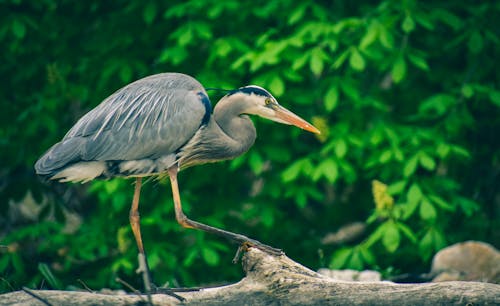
[150,284,198,301]
[244,239,284,256]
[136,253,155,299]
[231,237,284,263]
[154,286,201,294]
[134,253,186,302]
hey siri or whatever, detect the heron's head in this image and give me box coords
[225,85,320,134]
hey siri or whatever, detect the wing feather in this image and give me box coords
[35,73,211,176]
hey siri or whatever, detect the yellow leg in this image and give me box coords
[128,178,153,303]
[167,166,283,256]
[130,178,145,253]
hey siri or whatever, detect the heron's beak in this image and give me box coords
[273,105,321,134]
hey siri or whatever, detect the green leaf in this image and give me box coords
[281,160,303,182]
[260,207,274,227]
[310,48,325,76]
[391,56,406,83]
[396,222,417,243]
[0,254,10,272]
[230,155,246,170]
[461,84,474,98]
[312,165,323,182]
[382,222,400,253]
[348,250,364,270]
[339,79,360,101]
[433,9,463,31]
[359,247,375,265]
[349,49,365,71]
[329,247,352,269]
[419,152,436,171]
[432,228,447,251]
[359,23,378,49]
[387,180,407,195]
[436,143,450,158]
[182,249,199,267]
[378,27,394,49]
[450,145,471,159]
[201,247,219,266]
[456,197,480,217]
[428,195,455,211]
[292,52,310,71]
[364,223,387,247]
[319,159,338,183]
[143,2,157,25]
[111,192,127,211]
[193,21,212,40]
[11,19,26,39]
[468,31,483,54]
[407,183,423,205]
[418,229,433,260]
[489,90,500,107]
[419,94,456,116]
[414,13,434,30]
[408,53,429,71]
[334,139,347,158]
[248,151,264,175]
[402,15,415,33]
[366,211,378,224]
[268,76,285,97]
[419,198,437,221]
[178,27,193,46]
[420,227,447,260]
[332,50,350,69]
[288,4,306,25]
[324,86,339,112]
[403,155,418,177]
[119,65,133,83]
[38,263,62,289]
[379,149,392,163]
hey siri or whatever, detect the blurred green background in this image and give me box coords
[1,0,499,292]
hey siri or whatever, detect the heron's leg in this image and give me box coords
[167,167,283,256]
[129,178,153,301]
[129,178,191,301]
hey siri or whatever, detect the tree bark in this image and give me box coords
[2,248,499,305]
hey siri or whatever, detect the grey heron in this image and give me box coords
[35,72,319,294]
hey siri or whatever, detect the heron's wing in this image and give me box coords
[35,73,211,174]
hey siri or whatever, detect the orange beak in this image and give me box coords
[273,105,321,134]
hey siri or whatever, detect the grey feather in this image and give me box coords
[35,73,209,177]
[34,72,287,182]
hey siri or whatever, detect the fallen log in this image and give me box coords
[2,248,499,305]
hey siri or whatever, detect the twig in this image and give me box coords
[0,277,15,291]
[22,287,53,306]
[152,286,187,301]
[76,279,94,293]
[115,277,145,301]
[232,245,244,264]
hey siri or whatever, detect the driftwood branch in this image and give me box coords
[2,248,499,305]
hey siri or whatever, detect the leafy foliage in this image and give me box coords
[1,0,499,292]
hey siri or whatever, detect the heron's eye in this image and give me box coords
[265,98,272,105]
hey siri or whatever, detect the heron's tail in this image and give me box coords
[35,138,82,178]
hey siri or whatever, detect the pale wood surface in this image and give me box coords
[2,248,499,305]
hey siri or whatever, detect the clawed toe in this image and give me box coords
[232,240,284,263]
[246,242,283,256]
[150,284,201,301]
[154,287,201,294]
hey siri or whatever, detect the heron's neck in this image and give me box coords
[212,96,257,158]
